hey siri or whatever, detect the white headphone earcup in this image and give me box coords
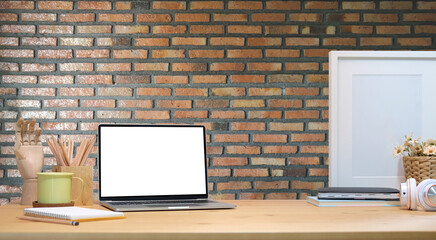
[416,179,436,211]
[408,178,417,210]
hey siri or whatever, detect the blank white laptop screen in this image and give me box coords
[99,125,207,197]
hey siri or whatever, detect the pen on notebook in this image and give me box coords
[17,216,79,226]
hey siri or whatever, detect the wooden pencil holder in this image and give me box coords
[52,166,94,206]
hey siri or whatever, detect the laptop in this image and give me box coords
[98,124,236,212]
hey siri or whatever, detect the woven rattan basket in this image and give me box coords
[403,156,436,183]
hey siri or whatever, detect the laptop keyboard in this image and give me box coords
[109,199,210,206]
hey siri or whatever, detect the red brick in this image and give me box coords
[118,100,153,108]
[304,49,331,58]
[39,25,73,34]
[292,134,325,142]
[59,63,93,72]
[231,75,265,83]
[227,146,261,155]
[266,1,300,10]
[7,100,39,109]
[326,13,360,22]
[40,75,74,84]
[98,87,132,96]
[117,75,150,84]
[265,26,298,35]
[213,157,248,166]
[22,64,55,72]
[286,87,319,95]
[174,111,208,119]
[153,25,186,34]
[253,134,287,143]
[211,111,245,119]
[152,50,184,59]
[248,111,282,119]
[135,63,169,71]
[305,1,338,9]
[270,122,304,131]
[190,1,224,9]
[137,14,171,23]
[217,181,252,191]
[155,76,188,84]
[2,75,37,84]
[267,193,297,199]
[289,157,320,165]
[38,50,72,59]
[417,2,436,9]
[228,1,262,9]
[0,1,34,9]
[228,25,262,34]
[97,63,131,72]
[189,50,224,59]
[99,14,133,22]
[208,169,231,177]
[153,1,186,10]
[214,134,249,143]
[286,38,319,46]
[175,88,208,96]
[308,122,328,131]
[323,38,356,46]
[248,38,282,46]
[76,50,110,58]
[247,63,281,71]
[192,75,226,84]
[175,13,209,22]
[210,37,244,46]
[115,1,132,10]
[0,13,18,21]
[235,169,269,177]
[398,38,432,46]
[264,146,298,154]
[39,1,73,10]
[60,38,93,46]
[60,14,95,22]
[60,111,93,119]
[364,14,398,22]
[190,25,224,34]
[172,37,206,46]
[300,145,328,154]
[97,38,131,46]
[22,88,56,96]
[196,100,229,108]
[212,88,245,96]
[137,88,171,96]
[135,38,169,46]
[250,88,282,96]
[77,25,112,34]
[265,49,299,58]
[376,26,411,34]
[114,50,148,59]
[360,37,393,46]
[0,50,33,58]
[22,13,56,22]
[231,122,265,131]
[1,25,35,34]
[228,49,262,59]
[77,75,113,84]
[286,63,319,71]
[255,181,288,189]
[78,1,112,10]
[115,25,149,34]
[97,111,131,119]
[0,88,17,95]
[135,111,170,120]
[60,88,94,96]
[157,100,192,109]
[22,37,56,46]
[253,13,285,22]
[380,1,413,9]
[342,1,375,9]
[269,99,302,108]
[415,25,436,34]
[43,122,77,130]
[233,100,265,108]
[173,63,207,72]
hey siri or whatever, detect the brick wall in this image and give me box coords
[0,0,435,204]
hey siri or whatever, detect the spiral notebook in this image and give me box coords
[24,207,125,222]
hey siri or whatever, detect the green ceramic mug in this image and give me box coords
[37,172,84,204]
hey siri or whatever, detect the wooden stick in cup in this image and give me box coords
[47,138,63,166]
[73,139,86,166]
[79,137,95,166]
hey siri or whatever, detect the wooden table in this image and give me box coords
[0,200,435,240]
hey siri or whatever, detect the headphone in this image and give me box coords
[400,178,436,211]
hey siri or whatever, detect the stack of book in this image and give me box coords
[307,187,401,207]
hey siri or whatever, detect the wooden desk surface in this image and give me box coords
[0,200,435,240]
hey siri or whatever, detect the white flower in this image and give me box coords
[393,145,405,157]
[423,145,436,156]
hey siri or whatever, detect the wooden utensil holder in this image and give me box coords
[52,166,93,206]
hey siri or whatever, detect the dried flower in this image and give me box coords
[393,133,435,158]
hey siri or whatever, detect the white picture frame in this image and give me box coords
[329,51,436,188]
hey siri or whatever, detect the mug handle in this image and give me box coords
[72,177,84,203]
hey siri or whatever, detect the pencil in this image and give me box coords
[17,216,79,226]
